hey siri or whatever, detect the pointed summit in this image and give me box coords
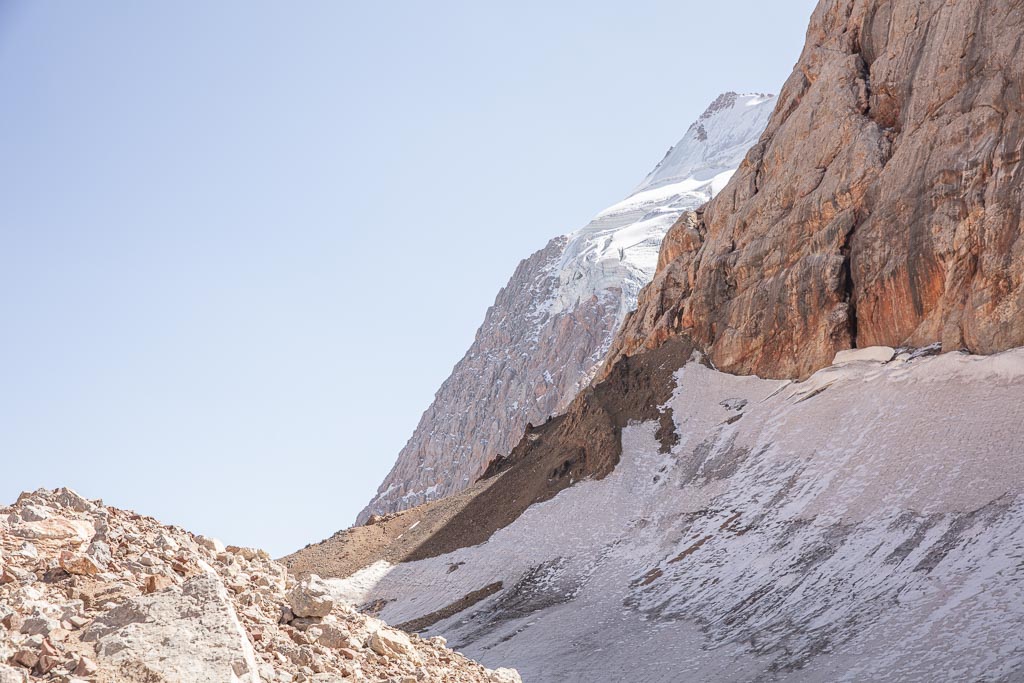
[636,92,775,193]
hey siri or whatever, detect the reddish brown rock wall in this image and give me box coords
[608,0,1024,379]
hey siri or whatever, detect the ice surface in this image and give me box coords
[545,93,777,318]
[331,348,1024,682]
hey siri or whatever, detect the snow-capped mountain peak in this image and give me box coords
[635,91,775,192]
[356,92,776,523]
[546,92,776,318]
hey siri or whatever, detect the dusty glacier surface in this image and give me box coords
[330,349,1024,682]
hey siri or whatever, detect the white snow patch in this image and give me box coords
[541,93,777,319]
[329,560,394,607]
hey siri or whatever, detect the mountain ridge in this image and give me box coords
[357,91,775,523]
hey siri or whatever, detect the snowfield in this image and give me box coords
[545,93,775,319]
[332,347,1024,682]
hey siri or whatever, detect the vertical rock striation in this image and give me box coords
[608,0,1024,379]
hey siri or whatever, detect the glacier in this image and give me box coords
[333,347,1024,681]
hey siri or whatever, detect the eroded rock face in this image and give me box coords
[608,0,1024,379]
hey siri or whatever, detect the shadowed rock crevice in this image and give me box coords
[840,222,859,349]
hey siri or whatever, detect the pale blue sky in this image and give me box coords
[0,1,815,556]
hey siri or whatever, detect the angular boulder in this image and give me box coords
[287,575,334,618]
[59,551,101,576]
[368,627,417,660]
[52,488,94,513]
[833,346,895,365]
[83,572,260,682]
[490,669,524,683]
[196,535,226,554]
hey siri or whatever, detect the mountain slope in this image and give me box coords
[328,348,1024,681]
[290,0,1024,680]
[358,92,775,522]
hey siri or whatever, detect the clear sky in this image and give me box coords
[0,1,816,557]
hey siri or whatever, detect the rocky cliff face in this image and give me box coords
[608,0,1024,379]
[0,488,519,683]
[358,93,775,522]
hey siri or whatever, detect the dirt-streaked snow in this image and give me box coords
[332,347,1024,682]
